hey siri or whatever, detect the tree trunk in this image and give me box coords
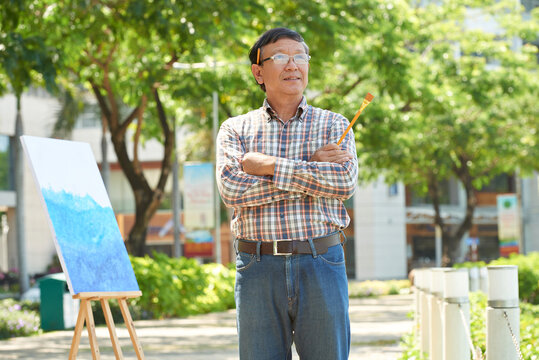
[91,82,174,257]
[90,78,175,256]
[127,192,152,255]
[428,165,477,266]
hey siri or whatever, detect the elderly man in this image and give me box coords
[216,27,358,360]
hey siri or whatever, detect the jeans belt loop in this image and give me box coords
[339,230,347,246]
[256,241,261,261]
[307,238,318,258]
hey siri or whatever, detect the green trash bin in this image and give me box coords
[39,273,79,331]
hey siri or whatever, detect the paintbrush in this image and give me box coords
[337,93,375,145]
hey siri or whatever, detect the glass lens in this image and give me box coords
[272,54,289,64]
[293,54,309,64]
[271,53,310,65]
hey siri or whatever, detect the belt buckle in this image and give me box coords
[273,239,292,256]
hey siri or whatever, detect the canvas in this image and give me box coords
[21,136,139,295]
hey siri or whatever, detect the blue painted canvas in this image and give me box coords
[21,136,139,295]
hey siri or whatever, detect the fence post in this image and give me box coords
[443,268,470,360]
[420,268,431,355]
[479,267,488,293]
[413,268,422,335]
[469,267,479,292]
[429,268,447,360]
[486,265,520,360]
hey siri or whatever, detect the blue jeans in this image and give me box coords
[235,240,350,360]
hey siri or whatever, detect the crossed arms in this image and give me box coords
[216,118,359,208]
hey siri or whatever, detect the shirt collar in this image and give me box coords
[263,96,308,123]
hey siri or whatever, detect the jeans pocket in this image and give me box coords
[318,244,345,266]
[236,251,256,272]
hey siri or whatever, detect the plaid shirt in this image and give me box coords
[216,97,358,241]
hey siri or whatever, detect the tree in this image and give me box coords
[8,0,537,262]
[322,0,539,264]
[34,0,270,255]
[184,0,538,264]
[0,0,59,291]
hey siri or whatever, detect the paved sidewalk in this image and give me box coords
[0,294,413,359]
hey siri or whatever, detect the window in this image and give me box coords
[0,136,13,191]
[478,174,514,193]
[388,183,399,196]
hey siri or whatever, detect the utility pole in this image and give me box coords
[172,119,182,257]
[213,91,221,264]
[15,97,29,294]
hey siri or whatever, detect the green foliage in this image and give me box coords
[520,302,539,359]
[399,292,539,359]
[129,253,235,318]
[453,261,488,269]
[3,0,538,254]
[398,330,426,360]
[0,299,41,339]
[90,298,146,325]
[348,279,410,298]
[0,0,59,97]
[469,292,487,356]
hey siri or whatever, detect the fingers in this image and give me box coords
[323,151,353,164]
[310,144,353,164]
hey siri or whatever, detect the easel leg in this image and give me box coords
[83,299,101,359]
[119,298,145,360]
[101,299,124,359]
[69,300,87,360]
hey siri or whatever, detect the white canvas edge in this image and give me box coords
[20,135,84,295]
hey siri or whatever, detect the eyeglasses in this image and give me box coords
[261,53,311,65]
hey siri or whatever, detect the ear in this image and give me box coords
[251,64,264,85]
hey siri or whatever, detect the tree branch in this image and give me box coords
[89,80,111,123]
[164,53,178,71]
[117,104,141,137]
[152,87,174,193]
[340,76,363,97]
[132,95,147,175]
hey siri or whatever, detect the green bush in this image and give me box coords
[348,279,410,298]
[0,299,41,339]
[453,261,487,269]
[129,253,236,318]
[90,298,147,325]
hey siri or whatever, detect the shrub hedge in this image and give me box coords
[0,299,41,339]
[129,253,236,318]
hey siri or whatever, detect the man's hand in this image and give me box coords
[309,144,353,164]
[242,152,276,176]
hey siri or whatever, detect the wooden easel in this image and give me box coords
[69,291,144,360]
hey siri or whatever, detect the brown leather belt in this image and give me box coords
[237,232,342,256]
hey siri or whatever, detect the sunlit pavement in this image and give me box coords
[0,294,413,359]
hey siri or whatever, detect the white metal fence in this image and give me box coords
[413,265,522,360]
